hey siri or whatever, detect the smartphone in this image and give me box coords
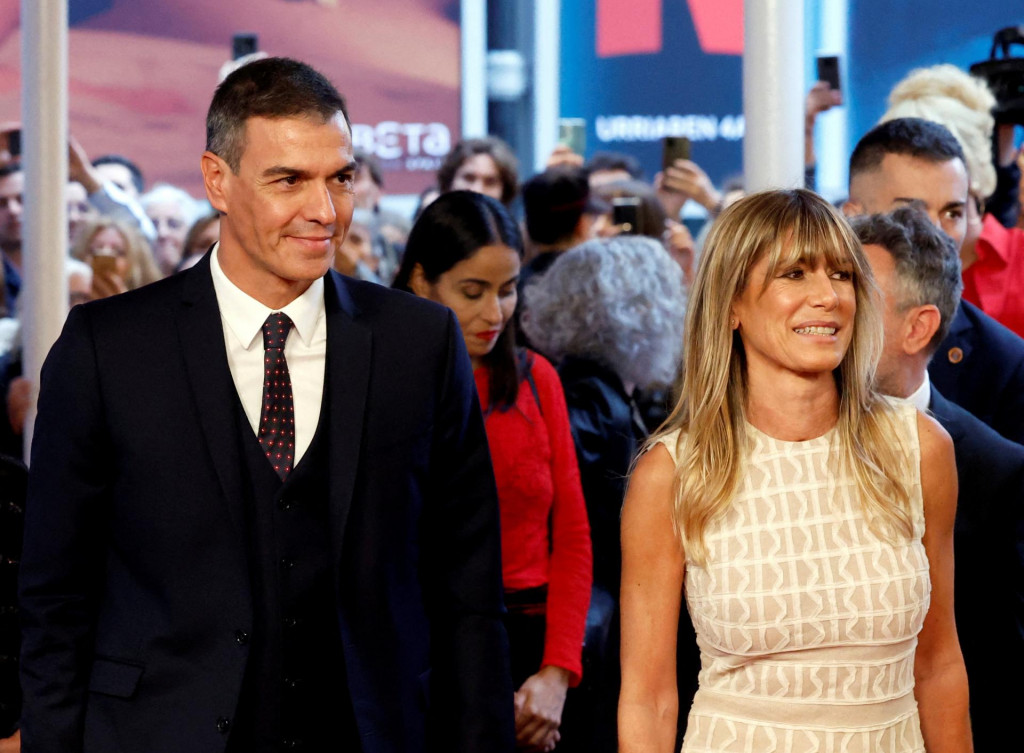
[558,118,586,155]
[662,136,691,171]
[816,55,841,92]
[6,129,20,158]
[90,254,118,277]
[612,197,642,235]
[232,32,259,61]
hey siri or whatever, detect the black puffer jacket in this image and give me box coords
[557,356,647,595]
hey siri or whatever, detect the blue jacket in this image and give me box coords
[929,300,1024,445]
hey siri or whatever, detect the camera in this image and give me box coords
[970,26,1024,125]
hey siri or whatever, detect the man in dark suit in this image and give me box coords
[853,207,1024,753]
[844,117,1024,445]
[19,58,514,753]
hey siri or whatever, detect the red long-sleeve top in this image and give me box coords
[963,213,1024,338]
[475,353,592,685]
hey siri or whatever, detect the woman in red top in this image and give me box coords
[394,191,592,752]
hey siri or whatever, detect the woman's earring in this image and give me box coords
[730,317,738,329]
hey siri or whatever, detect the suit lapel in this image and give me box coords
[175,255,247,538]
[323,272,371,569]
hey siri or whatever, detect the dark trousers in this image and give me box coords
[505,586,548,689]
[505,585,604,753]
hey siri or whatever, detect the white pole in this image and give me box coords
[461,0,488,137]
[743,0,805,192]
[532,0,560,174]
[814,0,848,201]
[20,0,69,460]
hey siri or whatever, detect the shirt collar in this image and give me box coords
[906,372,932,413]
[210,243,325,350]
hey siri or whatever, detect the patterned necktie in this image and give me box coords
[258,312,295,480]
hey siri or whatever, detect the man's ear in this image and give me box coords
[200,151,231,214]
[841,199,863,218]
[902,304,942,357]
[408,263,431,298]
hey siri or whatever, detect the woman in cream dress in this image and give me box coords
[618,189,970,753]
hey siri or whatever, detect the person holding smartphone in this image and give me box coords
[69,217,160,300]
[655,139,724,222]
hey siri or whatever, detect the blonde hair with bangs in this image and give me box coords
[649,189,914,566]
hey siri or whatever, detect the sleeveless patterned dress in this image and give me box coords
[657,401,930,753]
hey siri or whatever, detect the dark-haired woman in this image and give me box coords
[394,191,592,753]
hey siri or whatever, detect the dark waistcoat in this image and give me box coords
[228,393,359,752]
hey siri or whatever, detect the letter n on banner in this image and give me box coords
[596,0,662,58]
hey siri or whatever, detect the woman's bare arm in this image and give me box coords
[619,444,686,753]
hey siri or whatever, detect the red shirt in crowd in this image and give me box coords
[474,353,592,685]
[963,213,1024,338]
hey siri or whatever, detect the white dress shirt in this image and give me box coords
[906,373,932,414]
[210,245,326,465]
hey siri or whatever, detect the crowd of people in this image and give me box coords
[0,48,1022,753]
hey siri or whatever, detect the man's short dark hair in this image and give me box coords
[92,155,145,195]
[522,167,590,246]
[585,151,642,180]
[206,57,350,172]
[851,205,963,355]
[353,149,384,188]
[436,137,519,205]
[848,117,967,181]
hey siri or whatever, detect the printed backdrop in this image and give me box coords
[0,0,462,197]
[560,0,745,188]
[560,0,1023,192]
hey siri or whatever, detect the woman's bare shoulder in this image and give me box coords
[915,409,954,470]
[623,444,679,541]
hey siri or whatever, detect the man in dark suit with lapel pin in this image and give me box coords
[844,117,1024,446]
[853,207,1024,753]
[19,57,514,753]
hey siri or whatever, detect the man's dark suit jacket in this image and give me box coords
[19,257,514,753]
[0,454,25,738]
[930,300,1024,445]
[928,387,1024,753]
